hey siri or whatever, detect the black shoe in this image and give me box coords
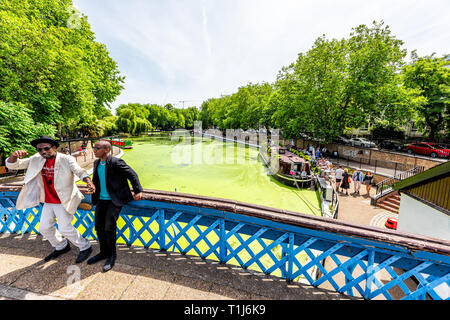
[76,247,92,264]
[87,252,108,265]
[102,255,116,273]
[44,242,71,262]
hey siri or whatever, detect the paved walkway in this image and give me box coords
[328,174,397,229]
[336,187,393,227]
[0,233,359,300]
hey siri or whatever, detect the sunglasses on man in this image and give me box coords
[36,147,52,152]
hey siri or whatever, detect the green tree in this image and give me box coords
[200,83,272,131]
[199,21,411,143]
[344,21,408,127]
[135,117,152,134]
[145,104,162,127]
[0,101,56,156]
[116,108,137,134]
[0,0,124,138]
[181,107,200,129]
[97,116,118,136]
[269,21,409,142]
[199,100,212,129]
[231,83,273,130]
[402,52,450,140]
[116,104,153,134]
[270,65,305,138]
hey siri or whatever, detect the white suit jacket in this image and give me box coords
[6,152,89,214]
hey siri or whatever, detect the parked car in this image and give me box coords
[378,140,406,152]
[338,136,351,145]
[349,137,377,148]
[406,143,450,158]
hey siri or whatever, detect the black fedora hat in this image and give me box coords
[30,135,60,148]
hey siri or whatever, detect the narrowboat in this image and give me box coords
[259,146,313,188]
[111,138,133,149]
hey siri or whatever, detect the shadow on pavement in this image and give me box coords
[0,234,359,300]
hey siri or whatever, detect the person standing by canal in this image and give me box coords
[340,168,351,195]
[363,171,374,196]
[335,166,344,192]
[352,169,364,195]
[87,140,143,272]
[5,136,95,264]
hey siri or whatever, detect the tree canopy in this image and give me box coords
[199,21,448,142]
[0,0,124,154]
[111,103,200,135]
[1,5,448,158]
[402,51,450,140]
[0,101,56,156]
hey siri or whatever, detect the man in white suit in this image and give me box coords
[6,136,95,263]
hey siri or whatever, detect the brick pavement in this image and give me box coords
[0,233,358,300]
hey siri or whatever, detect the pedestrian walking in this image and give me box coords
[335,166,344,192]
[363,171,374,196]
[341,168,350,195]
[87,140,143,272]
[5,136,95,263]
[352,169,364,195]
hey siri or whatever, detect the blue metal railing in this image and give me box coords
[1,187,449,300]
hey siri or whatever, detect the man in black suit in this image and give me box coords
[87,140,143,272]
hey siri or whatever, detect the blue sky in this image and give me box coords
[72,0,450,113]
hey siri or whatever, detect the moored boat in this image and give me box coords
[111,138,133,149]
[259,146,313,188]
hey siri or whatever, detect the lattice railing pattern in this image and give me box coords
[1,191,449,300]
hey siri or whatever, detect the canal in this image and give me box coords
[121,133,321,216]
[92,133,322,280]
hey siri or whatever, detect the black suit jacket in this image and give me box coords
[92,155,143,207]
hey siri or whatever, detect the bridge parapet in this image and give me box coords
[0,185,449,300]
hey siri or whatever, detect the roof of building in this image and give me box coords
[394,161,450,191]
[279,151,306,164]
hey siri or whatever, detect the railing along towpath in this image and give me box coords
[0,185,449,300]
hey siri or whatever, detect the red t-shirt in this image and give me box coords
[41,157,61,204]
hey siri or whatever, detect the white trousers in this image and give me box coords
[354,181,362,193]
[39,203,91,251]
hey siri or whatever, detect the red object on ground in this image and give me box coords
[385,217,398,230]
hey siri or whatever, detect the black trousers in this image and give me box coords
[94,200,122,257]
